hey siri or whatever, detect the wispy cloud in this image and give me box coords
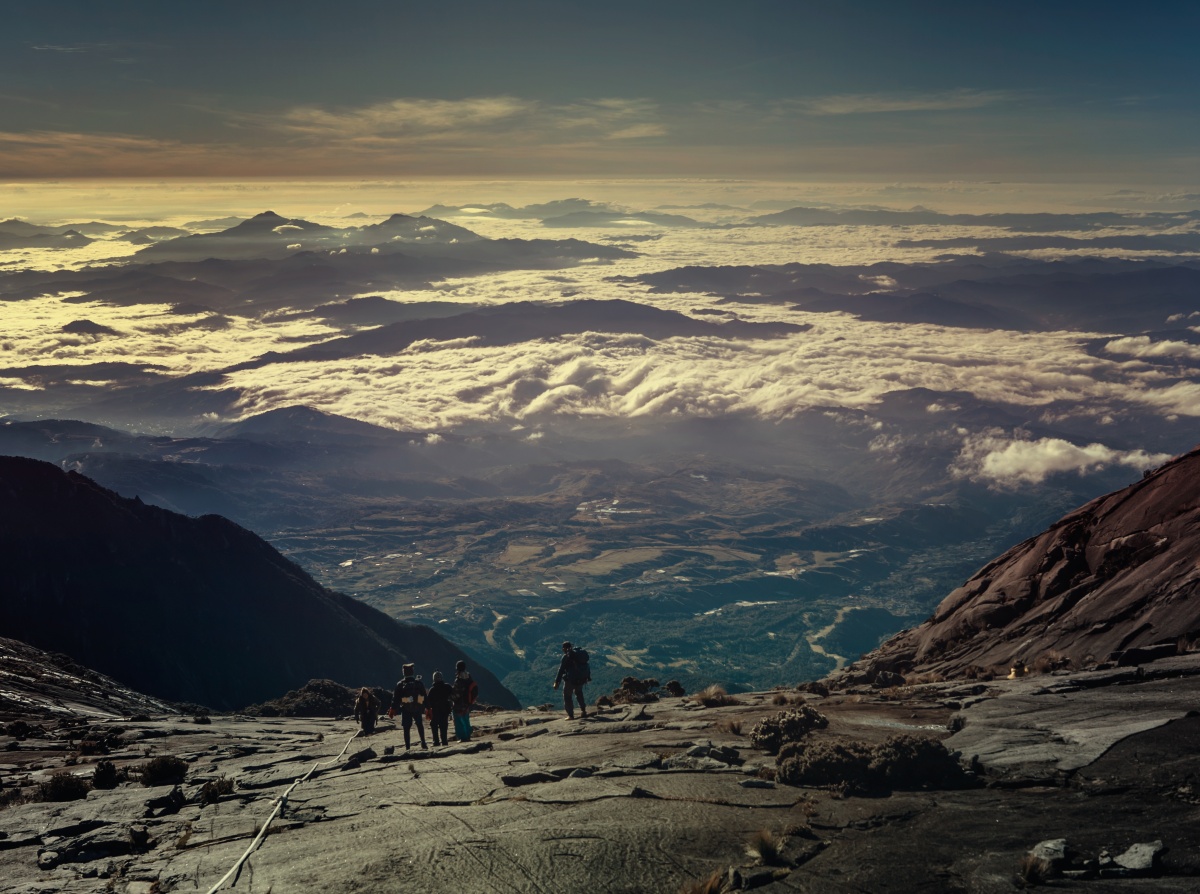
[788,89,1016,116]
[238,95,664,146]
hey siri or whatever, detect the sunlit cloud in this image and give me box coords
[951,431,1172,487]
[1104,335,1200,361]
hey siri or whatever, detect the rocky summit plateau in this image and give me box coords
[4,438,1200,891]
[1,652,1199,893]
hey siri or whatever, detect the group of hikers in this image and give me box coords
[354,658,478,749]
[352,641,593,745]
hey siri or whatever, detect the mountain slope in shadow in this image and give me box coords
[0,456,518,711]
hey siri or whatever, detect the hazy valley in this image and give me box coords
[4,187,1199,706]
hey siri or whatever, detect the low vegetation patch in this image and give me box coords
[749,707,829,755]
[610,676,662,704]
[242,679,363,717]
[775,734,970,795]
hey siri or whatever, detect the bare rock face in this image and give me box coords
[849,446,1200,682]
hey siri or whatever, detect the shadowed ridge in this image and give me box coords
[839,445,1200,684]
[0,456,518,711]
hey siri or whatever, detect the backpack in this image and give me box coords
[467,678,479,705]
[572,648,591,684]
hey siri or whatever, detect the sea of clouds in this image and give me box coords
[3,180,1198,490]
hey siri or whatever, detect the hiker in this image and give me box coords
[426,670,453,747]
[552,640,590,719]
[451,659,478,742]
[353,687,379,735]
[390,663,428,750]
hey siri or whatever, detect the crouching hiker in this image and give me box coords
[353,687,379,735]
[451,660,478,743]
[426,670,453,746]
[391,663,427,750]
[552,640,591,720]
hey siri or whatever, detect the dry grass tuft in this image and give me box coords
[677,869,725,894]
[1016,854,1054,887]
[199,776,234,805]
[746,828,786,865]
[693,684,742,708]
[717,719,743,736]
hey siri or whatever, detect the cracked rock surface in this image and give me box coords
[3,657,1200,892]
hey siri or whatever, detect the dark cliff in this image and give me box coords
[0,456,518,710]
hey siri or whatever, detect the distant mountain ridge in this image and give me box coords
[0,456,518,711]
[844,445,1200,681]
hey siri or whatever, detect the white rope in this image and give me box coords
[204,729,363,893]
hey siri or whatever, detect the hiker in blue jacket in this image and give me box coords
[552,641,590,720]
[451,659,478,742]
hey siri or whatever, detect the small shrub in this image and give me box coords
[694,685,742,708]
[38,771,91,802]
[717,719,743,736]
[92,759,126,790]
[193,714,211,725]
[749,707,829,755]
[595,695,614,707]
[4,720,36,739]
[610,677,662,704]
[664,680,686,697]
[78,738,109,756]
[138,755,188,787]
[0,786,28,808]
[797,680,829,697]
[198,776,234,805]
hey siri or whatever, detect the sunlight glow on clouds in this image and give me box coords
[952,431,1172,488]
[206,316,1197,435]
[1104,335,1200,362]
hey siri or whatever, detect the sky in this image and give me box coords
[2,0,1198,182]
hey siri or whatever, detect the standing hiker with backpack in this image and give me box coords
[552,641,591,719]
[451,659,478,743]
[426,670,454,747]
[390,663,428,750]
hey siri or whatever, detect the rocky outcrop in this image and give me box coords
[0,457,517,711]
[845,446,1200,682]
